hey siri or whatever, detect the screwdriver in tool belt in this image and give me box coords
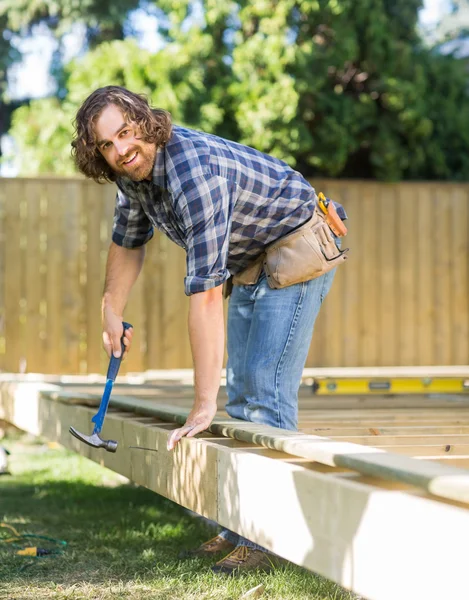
[317,192,330,214]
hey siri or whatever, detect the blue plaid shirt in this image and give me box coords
[113,126,346,295]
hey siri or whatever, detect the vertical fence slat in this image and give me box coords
[359,184,379,365]
[61,181,83,373]
[338,183,360,367]
[379,184,398,365]
[451,187,469,364]
[45,182,62,373]
[84,183,105,374]
[416,185,435,366]
[0,180,6,371]
[433,186,453,365]
[144,233,163,371]
[162,241,189,369]
[123,266,145,373]
[25,181,43,372]
[397,184,417,365]
[4,181,23,372]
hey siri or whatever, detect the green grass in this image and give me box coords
[0,434,357,600]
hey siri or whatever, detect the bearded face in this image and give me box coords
[95,104,157,181]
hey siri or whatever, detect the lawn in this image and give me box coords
[0,433,357,600]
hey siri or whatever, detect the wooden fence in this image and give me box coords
[0,176,468,374]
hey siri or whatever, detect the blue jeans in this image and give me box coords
[221,267,337,549]
[226,268,336,431]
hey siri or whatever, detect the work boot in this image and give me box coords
[178,535,236,559]
[211,545,281,575]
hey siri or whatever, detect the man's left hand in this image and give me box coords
[167,401,218,451]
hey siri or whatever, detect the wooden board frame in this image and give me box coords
[2,381,469,600]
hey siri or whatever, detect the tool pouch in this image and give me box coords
[232,255,264,286]
[223,255,264,298]
[262,205,349,289]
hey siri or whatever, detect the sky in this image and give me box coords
[420,0,451,25]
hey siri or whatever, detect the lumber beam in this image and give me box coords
[38,388,469,506]
[2,382,469,600]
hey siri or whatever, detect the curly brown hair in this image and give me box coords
[71,86,172,183]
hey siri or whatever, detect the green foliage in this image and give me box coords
[0,0,140,160]
[8,98,77,175]
[0,0,139,37]
[6,0,469,180]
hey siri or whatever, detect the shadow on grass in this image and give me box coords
[0,440,357,600]
[0,474,216,586]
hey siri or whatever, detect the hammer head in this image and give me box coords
[69,426,118,453]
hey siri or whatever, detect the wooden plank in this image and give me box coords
[3,383,469,600]
[450,185,469,363]
[37,390,469,505]
[297,410,469,423]
[44,182,63,373]
[4,180,24,371]
[161,240,189,369]
[341,183,361,367]
[378,184,397,365]
[24,180,44,372]
[416,185,434,365]
[0,179,6,371]
[397,184,417,365]
[374,445,469,457]
[144,232,163,370]
[332,182,359,367]
[359,183,379,366]
[433,186,452,364]
[300,417,469,429]
[218,448,432,599]
[62,181,84,373]
[303,425,469,436]
[84,182,104,374]
[332,434,469,446]
[299,396,469,411]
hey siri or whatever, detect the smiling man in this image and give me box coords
[71,85,348,575]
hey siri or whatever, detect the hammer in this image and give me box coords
[69,322,132,452]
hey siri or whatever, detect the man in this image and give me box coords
[71,85,347,575]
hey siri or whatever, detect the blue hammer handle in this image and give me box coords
[91,322,132,434]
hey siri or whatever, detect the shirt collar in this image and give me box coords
[151,146,166,189]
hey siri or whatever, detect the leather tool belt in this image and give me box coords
[227,203,349,296]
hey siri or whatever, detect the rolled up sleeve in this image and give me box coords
[175,174,235,296]
[112,187,154,248]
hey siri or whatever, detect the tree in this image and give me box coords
[7,0,469,181]
[0,0,140,161]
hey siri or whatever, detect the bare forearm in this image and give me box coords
[188,287,225,407]
[166,285,224,450]
[102,242,145,315]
